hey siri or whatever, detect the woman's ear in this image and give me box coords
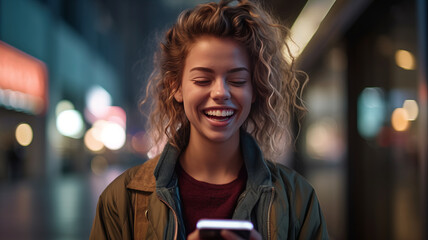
[174,88,183,103]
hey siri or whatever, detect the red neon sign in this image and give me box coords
[0,41,48,114]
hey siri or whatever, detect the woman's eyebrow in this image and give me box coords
[227,67,249,74]
[189,67,214,73]
[189,67,249,73]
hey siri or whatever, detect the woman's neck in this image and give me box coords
[179,131,243,184]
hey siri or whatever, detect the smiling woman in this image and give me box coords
[174,36,253,146]
[90,1,329,239]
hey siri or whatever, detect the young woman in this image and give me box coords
[90,0,329,239]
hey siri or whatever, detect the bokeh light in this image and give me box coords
[15,123,33,146]
[101,122,126,150]
[56,109,85,138]
[90,120,126,151]
[391,108,410,131]
[402,100,419,121]
[55,100,74,116]
[86,85,112,119]
[104,106,126,128]
[306,118,344,161]
[357,87,386,138]
[395,49,416,70]
[84,128,104,152]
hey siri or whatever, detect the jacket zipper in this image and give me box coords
[159,197,178,240]
[266,187,275,240]
[232,192,247,216]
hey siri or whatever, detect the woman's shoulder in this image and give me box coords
[265,161,316,195]
[265,161,330,238]
[99,157,160,200]
[266,161,326,228]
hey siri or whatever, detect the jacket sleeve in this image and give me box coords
[295,181,330,240]
[90,193,123,240]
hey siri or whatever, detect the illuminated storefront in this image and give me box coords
[0,41,48,179]
[295,0,427,239]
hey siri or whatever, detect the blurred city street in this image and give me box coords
[0,166,127,240]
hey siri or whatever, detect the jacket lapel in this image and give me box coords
[127,157,167,239]
[126,157,158,192]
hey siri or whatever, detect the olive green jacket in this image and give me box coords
[90,131,329,239]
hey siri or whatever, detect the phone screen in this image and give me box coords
[197,219,253,240]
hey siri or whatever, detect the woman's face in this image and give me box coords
[174,36,253,144]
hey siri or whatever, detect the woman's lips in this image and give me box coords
[203,108,235,122]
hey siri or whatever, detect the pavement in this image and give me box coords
[0,167,127,240]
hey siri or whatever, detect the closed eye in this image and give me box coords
[228,79,248,87]
[192,78,211,86]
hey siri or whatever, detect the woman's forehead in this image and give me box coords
[184,36,250,70]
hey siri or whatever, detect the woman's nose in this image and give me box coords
[211,79,231,101]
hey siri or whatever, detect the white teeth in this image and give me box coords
[205,109,234,117]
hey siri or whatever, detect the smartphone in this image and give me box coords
[196,219,254,240]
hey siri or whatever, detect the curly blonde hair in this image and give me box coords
[141,0,306,160]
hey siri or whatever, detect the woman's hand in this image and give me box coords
[187,229,262,240]
[187,230,200,240]
[221,229,262,240]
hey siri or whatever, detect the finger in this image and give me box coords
[220,230,243,240]
[187,229,200,240]
[249,229,262,240]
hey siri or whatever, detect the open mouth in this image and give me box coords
[204,109,235,122]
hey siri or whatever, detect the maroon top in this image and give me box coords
[177,164,247,235]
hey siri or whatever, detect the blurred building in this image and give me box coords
[0,0,198,180]
[0,0,125,179]
[293,0,427,239]
[0,0,427,239]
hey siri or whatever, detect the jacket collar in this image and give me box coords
[127,129,273,192]
[240,130,272,189]
[126,157,158,192]
[153,141,181,189]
